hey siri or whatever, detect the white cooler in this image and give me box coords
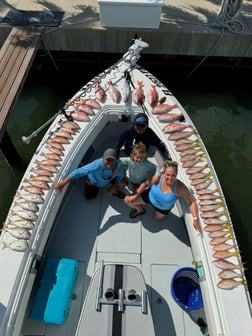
[97,0,163,29]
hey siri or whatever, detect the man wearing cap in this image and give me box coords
[53,148,126,200]
[115,113,171,160]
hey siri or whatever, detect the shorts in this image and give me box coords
[141,188,172,215]
[85,178,121,200]
[131,182,140,192]
[85,181,100,200]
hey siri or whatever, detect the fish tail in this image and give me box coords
[234,244,239,250]
[193,140,201,146]
[0,221,10,231]
[2,221,9,230]
[223,224,232,233]
[239,279,246,285]
[226,232,233,240]
[226,224,233,231]
[1,242,7,250]
[14,191,21,197]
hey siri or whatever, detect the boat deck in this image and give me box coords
[20,121,204,336]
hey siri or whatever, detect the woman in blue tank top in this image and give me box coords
[124,160,201,232]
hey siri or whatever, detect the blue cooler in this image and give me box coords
[30,256,78,324]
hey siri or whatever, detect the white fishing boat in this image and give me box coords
[0,37,251,336]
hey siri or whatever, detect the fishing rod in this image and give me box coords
[21,108,73,144]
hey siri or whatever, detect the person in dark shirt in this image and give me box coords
[115,113,171,160]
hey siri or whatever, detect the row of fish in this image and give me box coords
[144,96,243,288]
[1,119,80,252]
[66,75,196,132]
[68,77,182,116]
[67,96,102,122]
[106,78,161,107]
[158,115,245,290]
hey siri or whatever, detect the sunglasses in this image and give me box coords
[135,123,146,128]
[165,163,178,169]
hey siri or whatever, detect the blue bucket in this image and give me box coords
[171,267,203,311]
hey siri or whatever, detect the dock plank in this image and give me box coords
[0,26,42,132]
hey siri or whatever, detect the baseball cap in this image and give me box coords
[103,148,116,160]
[134,113,148,125]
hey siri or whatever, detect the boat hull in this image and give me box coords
[0,38,251,336]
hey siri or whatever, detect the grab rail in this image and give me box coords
[95,261,147,314]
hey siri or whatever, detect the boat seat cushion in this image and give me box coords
[29,256,78,324]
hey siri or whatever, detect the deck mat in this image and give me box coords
[1,10,64,27]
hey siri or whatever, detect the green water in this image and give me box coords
[0,54,251,298]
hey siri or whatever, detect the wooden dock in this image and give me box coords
[0,26,42,137]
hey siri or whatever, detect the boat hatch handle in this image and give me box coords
[95,260,105,312]
[97,288,147,314]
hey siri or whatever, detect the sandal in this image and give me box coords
[112,190,125,199]
[129,208,146,219]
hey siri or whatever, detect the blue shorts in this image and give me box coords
[141,188,172,215]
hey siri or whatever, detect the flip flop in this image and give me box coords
[112,190,125,199]
[129,208,146,218]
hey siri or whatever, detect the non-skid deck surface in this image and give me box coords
[75,264,156,336]
[40,181,201,336]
